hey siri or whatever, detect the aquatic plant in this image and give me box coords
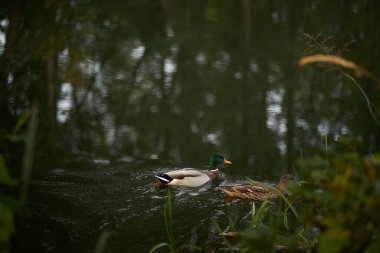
[294,136,380,253]
[296,35,380,252]
[0,106,38,253]
[149,188,175,253]
[149,188,201,253]
[215,185,314,252]
[215,135,380,253]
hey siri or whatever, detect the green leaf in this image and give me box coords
[252,200,270,227]
[318,228,349,253]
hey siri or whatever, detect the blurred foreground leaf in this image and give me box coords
[0,156,17,186]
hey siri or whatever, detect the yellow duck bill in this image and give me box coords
[223,159,232,165]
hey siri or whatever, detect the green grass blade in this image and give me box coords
[252,200,270,227]
[94,230,112,253]
[283,208,290,232]
[267,208,274,230]
[148,242,171,253]
[251,202,256,223]
[20,105,38,204]
[246,177,301,224]
[343,72,380,129]
[152,188,177,253]
[213,221,234,251]
[164,188,175,250]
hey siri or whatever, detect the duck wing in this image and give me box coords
[165,169,205,179]
[156,169,211,187]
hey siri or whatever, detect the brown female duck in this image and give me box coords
[220,174,294,201]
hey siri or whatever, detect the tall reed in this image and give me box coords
[20,104,39,204]
[149,188,175,253]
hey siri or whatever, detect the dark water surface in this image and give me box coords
[1,0,380,252]
[28,159,256,252]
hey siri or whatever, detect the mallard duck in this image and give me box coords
[220,174,294,201]
[155,153,232,187]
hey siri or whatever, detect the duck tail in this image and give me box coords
[155,174,173,184]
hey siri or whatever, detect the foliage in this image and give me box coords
[0,107,37,253]
[214,136,380,253]
[242,200,277,253]
[297,35,380,252]
[215,196,313,252]
[1,1,380,251]
[294,136,380,253]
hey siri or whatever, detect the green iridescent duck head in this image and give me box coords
[209,153,231,169]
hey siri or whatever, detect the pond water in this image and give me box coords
[28,159,258,252]
[1,0,380,252]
